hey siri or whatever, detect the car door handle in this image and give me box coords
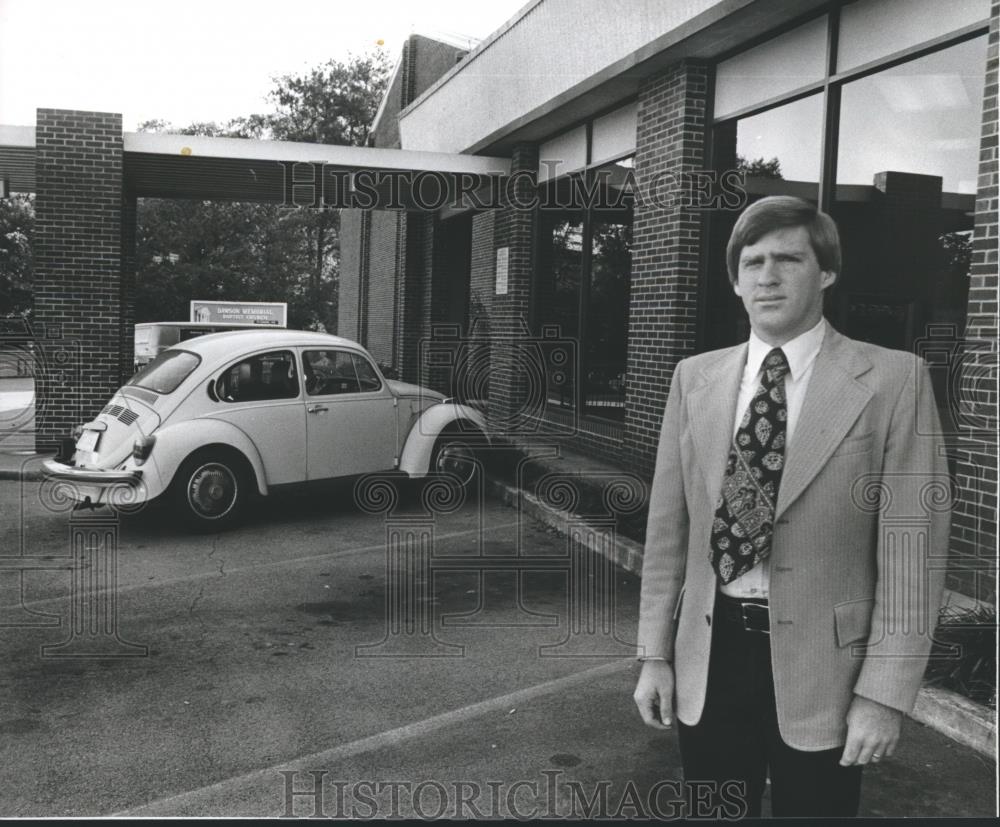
[307,404,329,414]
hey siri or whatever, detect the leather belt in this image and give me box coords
[716,592,770,634]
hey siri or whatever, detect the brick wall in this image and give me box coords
[33,109,125,450]
[623,61,709,479]
[949,7,998,604]
[486,143,539,433]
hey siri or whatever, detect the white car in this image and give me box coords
[43,329,487,530]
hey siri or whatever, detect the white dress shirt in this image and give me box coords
[720,317,827,599]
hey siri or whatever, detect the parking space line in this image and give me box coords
[114,658,632,817]
[14,520,523,610]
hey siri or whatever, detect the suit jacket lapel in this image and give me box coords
[687,344,746,505]
[775,328,874,519]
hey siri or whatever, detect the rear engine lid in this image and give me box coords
[74,393,161,469]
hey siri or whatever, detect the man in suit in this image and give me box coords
[633,196,949,818]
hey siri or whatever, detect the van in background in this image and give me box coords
[134,322,275,372]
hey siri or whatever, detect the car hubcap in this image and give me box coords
[437,442,477,486]
[188,463,237,518]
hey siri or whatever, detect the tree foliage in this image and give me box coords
[134,50,391,331]
[0,193,34,319]
[736,155,784,180]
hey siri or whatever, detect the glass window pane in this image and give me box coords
[714,15,828,119]
[305,350,360,395]
[585,210,631,421]
[735,93,824,189]
[537,211,583,410]
[837,37,987,194]
[838,0,990,73]
[706,95,823,349]
[832,37,984,426]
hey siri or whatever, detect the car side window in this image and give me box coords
[216,350,299,402]
[352,354,382,392]
[304,349,380,395]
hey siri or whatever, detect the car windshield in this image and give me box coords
[128,350,201,394]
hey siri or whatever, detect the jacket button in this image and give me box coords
[705,614,711,626]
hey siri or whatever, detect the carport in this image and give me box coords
[0,111,509,450]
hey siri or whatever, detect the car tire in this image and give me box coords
[172,450,251,532]
[430,432,483,492]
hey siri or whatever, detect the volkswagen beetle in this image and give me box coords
[42,329,487,530]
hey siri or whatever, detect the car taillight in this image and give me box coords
[132,435,156,465]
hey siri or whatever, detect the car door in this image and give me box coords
[210,348,307,484]
[301,348,397,480]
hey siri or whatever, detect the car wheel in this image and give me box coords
[172,450,250,532]
[431,433,482,491]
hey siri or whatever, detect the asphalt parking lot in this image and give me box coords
[0,475,995,818]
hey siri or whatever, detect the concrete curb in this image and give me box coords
[488,476,998,761]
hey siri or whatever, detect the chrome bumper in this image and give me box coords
[42,459,143,486]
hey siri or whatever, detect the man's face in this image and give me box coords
[733,224,836,345]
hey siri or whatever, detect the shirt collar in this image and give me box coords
[746,317,827,382]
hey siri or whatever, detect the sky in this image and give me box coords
[0,0,527,130]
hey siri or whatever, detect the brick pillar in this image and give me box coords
[486,143,538,436]
[33,109,126,451]
[949,8,998,604]
[623,61,709,478]
[120,195,137,383]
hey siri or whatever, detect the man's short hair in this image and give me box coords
[726,196,841,285]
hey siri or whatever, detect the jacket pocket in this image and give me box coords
[834,597,875,647]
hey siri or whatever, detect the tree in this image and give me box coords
[0,193,34,319]
[736,155,783,180]
[135,49,390,332]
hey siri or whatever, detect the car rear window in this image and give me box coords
[128,350,201,394]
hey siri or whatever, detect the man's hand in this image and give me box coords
[633,660,675,730]
[839,696,903,766]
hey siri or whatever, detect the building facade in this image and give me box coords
[340,0,998,603]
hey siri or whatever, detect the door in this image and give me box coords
[211,349,307,485]
[301,348,397,480]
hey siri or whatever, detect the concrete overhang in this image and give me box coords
[0,126,510,204]
[398,0,833,156]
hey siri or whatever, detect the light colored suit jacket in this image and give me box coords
[637,326,949,751]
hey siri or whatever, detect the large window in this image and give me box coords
[535,157,633,422]
[706,2,989,365]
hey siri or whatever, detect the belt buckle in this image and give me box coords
[740,602,769,634]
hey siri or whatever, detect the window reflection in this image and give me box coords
[706,95,823,349]
[837,37,986,194]
[535,156,634,420]
[832,36,984,427]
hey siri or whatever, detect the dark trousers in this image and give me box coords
[676,594,863,818]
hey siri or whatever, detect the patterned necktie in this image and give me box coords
[710,347,790,584]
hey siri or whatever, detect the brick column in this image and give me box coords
[486,143,538,435]
[949,8,998,604]
[623,61,709,478]
[33,109,126,451]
